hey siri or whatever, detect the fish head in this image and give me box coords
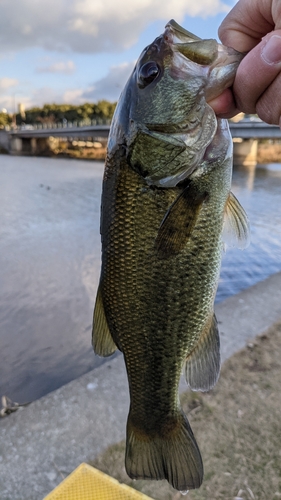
[109,20,244,187]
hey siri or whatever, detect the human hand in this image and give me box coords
[209,0,281,125]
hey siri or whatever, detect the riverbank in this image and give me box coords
[49,141,107,161]
[257,142,281,164]
[0,272,281,500]
[6,140,280,163]
[92,319,281,500]
[55,141,281,164]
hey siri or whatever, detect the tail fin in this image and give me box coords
[125,409,203,491]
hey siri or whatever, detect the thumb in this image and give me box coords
[232,30,281,123]
[218,0,275,52]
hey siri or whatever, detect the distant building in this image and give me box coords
[18,103,26,120]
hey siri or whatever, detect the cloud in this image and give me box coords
[0,0,231,54]
[3,61,134,112]
[29,86,65,107]
[0,85,84,113]
[62,89,85,105]
[6,86,84,112]
[82,62,135,102]
[36,60,76,74]
[0,78,18,90]
[0,78,19,111]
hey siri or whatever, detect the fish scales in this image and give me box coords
[93,19,249,492]
[101,153,226,383]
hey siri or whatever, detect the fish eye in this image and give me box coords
[138,62,160,88]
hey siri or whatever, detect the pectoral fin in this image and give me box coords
[185,314,220,392]
[92,286,117,357]
[155,183,208,258]
[223,192,250,249]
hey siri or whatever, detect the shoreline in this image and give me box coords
[0,271,281,499]
[1,141,281,164]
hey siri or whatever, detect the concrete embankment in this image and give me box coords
[0,272,281,500]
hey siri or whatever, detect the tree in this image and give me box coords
[0,112,12,128]
[16,101,117,125]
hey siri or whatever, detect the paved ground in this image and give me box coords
[1,272,281,500]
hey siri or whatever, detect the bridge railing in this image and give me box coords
[5,118,281,141]
[5,118,112,132]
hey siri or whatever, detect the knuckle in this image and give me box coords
[235,95,256,115]
[256,95,280,125]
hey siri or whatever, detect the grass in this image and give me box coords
[89,320,281,500]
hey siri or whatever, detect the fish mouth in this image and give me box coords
[164,19,218,65]
[164,19,243,68]
[163,19,244,101]
[165,19,202,43]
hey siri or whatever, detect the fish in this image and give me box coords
[92,19,250,492]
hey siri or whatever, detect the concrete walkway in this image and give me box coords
[1,272,281,500]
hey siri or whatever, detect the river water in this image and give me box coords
[1,155,281,403]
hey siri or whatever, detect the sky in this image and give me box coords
[0,0,238,113]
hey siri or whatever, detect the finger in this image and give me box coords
[218,0,275,52]
[232,31,281,123]
[208,88,240,118]
[255,72,281,124]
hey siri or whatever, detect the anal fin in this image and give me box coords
[185,314,220,391]
[92,286,117,357]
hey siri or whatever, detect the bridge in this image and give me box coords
[229,120,281,166]
[0,122,111,156]
[6,119,281,140]
[229,120,281,139]
[0,119,280,164]
[9,123,111,140]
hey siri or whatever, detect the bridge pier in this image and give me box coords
[9,136,58,155]
[10,136,23,154]
[10,136,34,154]
[0,129,9,152]
[233,138,258,167]
[31,138,37,154]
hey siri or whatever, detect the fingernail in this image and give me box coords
[261,35,281,65]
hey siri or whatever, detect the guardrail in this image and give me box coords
[5,119,281,141]
[5,118,111,132]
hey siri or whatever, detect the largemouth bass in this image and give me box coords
[92,19,249,492]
